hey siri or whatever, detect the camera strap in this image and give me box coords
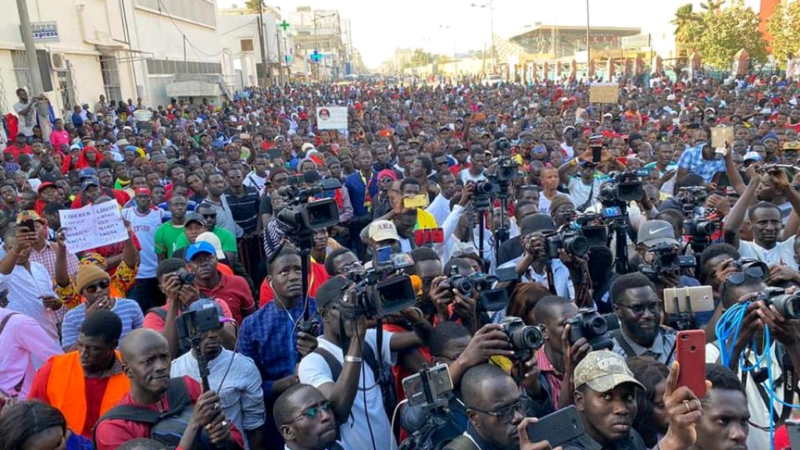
[545,264,557,296]
[740,345,794,429]
[577,182,595,213]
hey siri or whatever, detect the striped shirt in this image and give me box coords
[535,346,564,410]
[225,186,260,235]
[60,298,144,350]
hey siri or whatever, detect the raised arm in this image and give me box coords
[723,169,760,249]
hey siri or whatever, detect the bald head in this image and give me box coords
[461,364,516,409]
[120,328,169,364]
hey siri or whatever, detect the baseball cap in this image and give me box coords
[316,275,351,309]
[185,212,206,228]
[186,241,217,262]
[37,182,56,194]
[637,220,678,247]
[521,214,556,236]
[78,168,98,180]
[574,350,644,392]
[186,298,227,326]
[301,142,315,152]
[197,232,225,259]
[81,178,100,191]
[369,220,400,242]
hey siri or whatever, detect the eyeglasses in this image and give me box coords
[286,401,333,423]
[618,301,661,316]
[470,397,531,423]
[201,214,217,219]
[84,279,110,294]
[336,261,362,275]
[725,262,767,286]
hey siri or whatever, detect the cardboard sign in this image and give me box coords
[59,202,128,253]
[589,84,619,104]
[711,126,734,148]
[316,106,348,130]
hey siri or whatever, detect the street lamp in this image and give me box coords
[470,0,495,72]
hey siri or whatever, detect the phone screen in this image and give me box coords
[591,146,602,163]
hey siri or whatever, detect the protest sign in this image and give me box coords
[589,84,619,104]
[59,202,128,253]
[316,106,348,130]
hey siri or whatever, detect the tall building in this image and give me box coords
[288,6,346,80]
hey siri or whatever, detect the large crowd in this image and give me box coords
[0,70,798,450]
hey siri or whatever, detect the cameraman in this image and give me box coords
[723,166,800,271]
[635,220,701,296]
[298,276,426,450]
[430,258,485,333]
[609,273,677,364]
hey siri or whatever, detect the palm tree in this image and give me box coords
[699,0,725,13]
[672,4,700,44]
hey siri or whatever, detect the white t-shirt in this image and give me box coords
[459,169,487,184]
[567,177,602,209]
[298,329,397,450]
[122,207,166,278]
[14,101,36,136]
[243,172,267,194]
[538,196,552,215]
[738,235,798,271]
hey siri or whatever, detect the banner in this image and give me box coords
[316,106,348,130]
[59,202,128,253]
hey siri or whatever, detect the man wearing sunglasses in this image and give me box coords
[609,272,678,365]
[274,384,343,450]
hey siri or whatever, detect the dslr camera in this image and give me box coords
[443,266,517,312]
[499,316,544,360]
[755,287,800,319]
[175,268,195,286]
[598,171,643,207]
[543,229,589,259]
[639,242,696,280]
[566,308,614,351]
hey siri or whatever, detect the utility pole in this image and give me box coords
[489,0,496,71]
[586,0,591,66]
[314,14,319,81]
[256,1,270,86]
[16,0,44,95]
[276,29,283,85]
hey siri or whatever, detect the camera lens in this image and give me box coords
[453,278,473,295]
[511,325,544,351]
[697,220,717,236]
[564,235,589,257]
[773,294,800,319]
[587,315,608,336]
[475,181,495,195]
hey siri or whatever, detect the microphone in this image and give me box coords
[409,274,423,298]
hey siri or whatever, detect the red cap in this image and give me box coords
[37,182,56,194]
[134,188,151,196]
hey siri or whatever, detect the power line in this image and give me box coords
[220,18,258,36]
[156,0,224,57]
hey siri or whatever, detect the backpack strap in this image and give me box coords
[146,307,168,323]
[611,329,638,360]
[313,346,381,384]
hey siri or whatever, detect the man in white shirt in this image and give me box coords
[459,147,488,184]
[122,188,167,311]
[723,168,800,271]
[13,89,44,138]
[244,154,269,194]
[0,227,61,342]
[171,299,265,450]
[426,170,456,226]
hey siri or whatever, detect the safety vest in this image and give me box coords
[46,351,130,434]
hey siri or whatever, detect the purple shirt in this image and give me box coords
[0,308,62,400]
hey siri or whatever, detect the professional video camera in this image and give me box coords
[639,242,696,280]
[494,137,511,153]
[443,266,517,311]
[574,212,609,248]
[344,251,417,319]
[598,171,644,207]
[677,186,708,215]
[499,316,544,360]
[755,287,800,319]
[543,229,589,259]
[566,308,614,351]
[275,176,342,241]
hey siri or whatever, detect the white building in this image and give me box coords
[0,0,228,118]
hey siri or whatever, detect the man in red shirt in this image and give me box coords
[94,329,244,450]
[4,133,32,162]
[187,241,255,325]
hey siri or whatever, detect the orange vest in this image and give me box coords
[45,351,130,434]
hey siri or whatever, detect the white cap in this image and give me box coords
[196,232,225,258]
[368,220,400,242]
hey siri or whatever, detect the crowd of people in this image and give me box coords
[0,69,799,450]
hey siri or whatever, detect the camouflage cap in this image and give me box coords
[573,350,645,393]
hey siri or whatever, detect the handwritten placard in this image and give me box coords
[59,202,128,253]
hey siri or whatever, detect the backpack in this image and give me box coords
[146,308,191,356]
[314,343,397,420]
[93,378,213,449]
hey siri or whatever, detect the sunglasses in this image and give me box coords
[201,214,217,219]
[84,279,110,294]
[286,401,333,423]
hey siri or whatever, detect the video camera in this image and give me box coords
[473,156,521,205]
[639,242,696,280]
[544,229,589,259]
[755,287,800,319]
[598,171,644,207]
[443,266,517,311]
[574,212,609,248]
[344,252,417,319]
[677,186,708,216]
[499,316,544,360]
[275,177,342,240]
[566,308,614,351]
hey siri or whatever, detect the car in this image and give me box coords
[483,74,503,87]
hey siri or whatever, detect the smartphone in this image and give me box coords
[663,286,714,315]
[19,218,35,232]
[786,419,800,450]
[402,364,453,407]
[414,228,444,246]
[676,330,706,398]
[403,194,429,209]
[526,405,585,448]
[591,146,602,163]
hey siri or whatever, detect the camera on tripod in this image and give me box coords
[499,316,544,360]
[275,177,342,238]
[543,229,589,259]
[566,308,614,351]
[494,137,511,153]
[344,253,417,319]
[598,172,643,206]
[678,186,708,215]
[755,287,800,319]
[639,242,696,279]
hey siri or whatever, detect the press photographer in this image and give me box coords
[635,220,701,297]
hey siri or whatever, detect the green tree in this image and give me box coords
[767,2,800,68]
[245,0,265,12]
[410,48,434,67]
[695,0,767,69]
[671,4,703,52]
[699,0,725,13]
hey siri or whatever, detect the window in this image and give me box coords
[99,56,122,101]
[146,59,221,75]
[241,39,254,52]
[11,50,31,92]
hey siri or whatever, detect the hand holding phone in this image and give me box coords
[676,330,706,398]
[525,405,585,448]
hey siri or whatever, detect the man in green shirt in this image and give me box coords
[174,203,237,253]
[155,194,188,260]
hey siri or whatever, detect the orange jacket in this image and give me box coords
[45,351,130,434]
